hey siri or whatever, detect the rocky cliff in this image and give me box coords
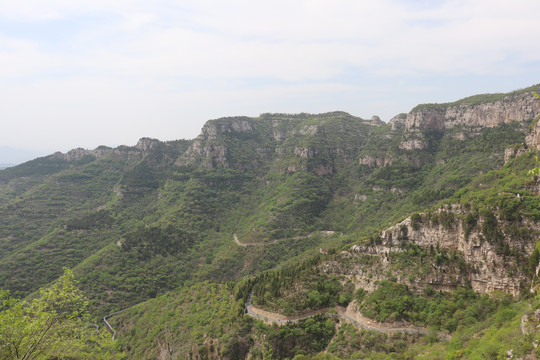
[175,112,377,173]
[406,87,540,131]
[382,207,536,296]
[49,137,189,165]
[324,205,537,297]
[51,146,113,162]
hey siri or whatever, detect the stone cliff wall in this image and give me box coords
[406,92,540,131]
[175,119,257,168]
[175,114,375,172]
[376,206,536,296]
[52,146,112,162]
[322,205,537,297]
[525,115,540,150]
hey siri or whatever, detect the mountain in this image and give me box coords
[1,84,540,359]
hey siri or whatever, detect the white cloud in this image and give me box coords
[2,0,539,79]
[0,0,539,151]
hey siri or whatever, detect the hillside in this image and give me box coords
[1,84,540,359]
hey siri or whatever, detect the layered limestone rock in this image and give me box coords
[135,137,161,151]
[525,116,540,150]
[176,120,233,168]
[52,137,174,163]
[399,139,427,150]
[388,114,407,131]
[358,155,393,167]
[406,92,540,131]
[52,146,112,162]
[176,113,376,172]
[376,206,536,296]
[323,204,536,297]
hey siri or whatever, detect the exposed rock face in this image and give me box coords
[406,92,540,131]
[323,205,536,297]
[354,194,367,201]
[526,117,540,150]
[135,138,161,151]
[369,115,384,126]
[358,155,392,167]
[376,206,536,296]
[388,114,407,130]
[294,147,317,158]
[399,139,427,150]
[52,146,112,162]
[299,125,319,136]
[176,113,376,172]
[51,137,176,163]
[407,108,447,131]
[176,120,233,168]
[176,141,228,168]
[504,146,529,163]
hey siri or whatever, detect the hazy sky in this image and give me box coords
[1,0,539,159]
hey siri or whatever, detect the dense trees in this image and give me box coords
[0,268,120,359]
[358,280,501,332]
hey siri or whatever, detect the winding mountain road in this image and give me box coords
[246,293,439,337]
[103,292,447,342]
[103,305,137,341]
[233,231,336,247]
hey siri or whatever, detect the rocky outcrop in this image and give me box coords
[324,204,537,297]
[520,309,540,335]
[376,206,536,296]
[135,138,161,151]
[388,114,407,130]
[176,113,378,172]
[526,116,540,150]
[368,115,385,126]
[52,146,112,162]
[175,120,234,168]
[399,139,427,150]
[406,91,540,131]
[51,137,175,163]
[504,146,529,163]
[358,155,393,168]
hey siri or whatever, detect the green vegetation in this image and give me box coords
[0,269,119,359]
[1,86,540,358]
[250,256,354,314]
[359,281,502,332]
[112,281,247,360]
[327,323,422,359]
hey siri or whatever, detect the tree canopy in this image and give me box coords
[0,268,121,360]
